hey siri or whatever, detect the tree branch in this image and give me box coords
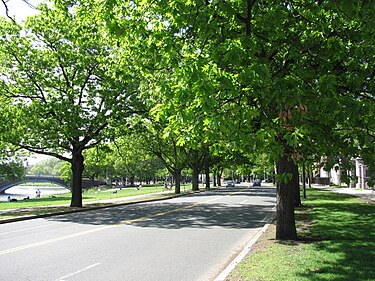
[17,144,72,163]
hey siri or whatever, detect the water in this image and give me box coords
[1,185,70,201]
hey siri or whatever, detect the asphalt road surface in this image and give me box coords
[0,184,276,281]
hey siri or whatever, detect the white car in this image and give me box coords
[225,180,235,187]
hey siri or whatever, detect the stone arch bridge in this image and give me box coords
[0,176,106,193]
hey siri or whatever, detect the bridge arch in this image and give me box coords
[0,176,68,193]
[0,176,106,193]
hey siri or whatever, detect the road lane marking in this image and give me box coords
[57,262,101,281]
[239,200,248,204]
[0,189,254,257]
[0,226,115,256]
[118,196,222,225]
[0,224,55,236]
[0,195,226,256]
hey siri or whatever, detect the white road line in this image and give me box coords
[0,226,115,256]
[1,189,250,257]
[239,199,248,204]
[57,263,101,281]
[0,195,229,256]
[0,224,55,236]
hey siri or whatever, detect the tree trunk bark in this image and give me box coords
[213,172,217,187]
[302,161,306,199]
[217,168,223,186]
[192,164,199,191]
[174,169,181,194]
[276,153,297,240]
[293,161,302,207]
[70,149,84,207]
[130,176,135,186]
[205,161,210,189]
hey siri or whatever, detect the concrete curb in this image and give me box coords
[214,209,276,281]
[0,191,197,225]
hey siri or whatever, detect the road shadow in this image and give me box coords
[46,187,275,230]
[192,186,276,197]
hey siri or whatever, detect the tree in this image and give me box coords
[0,3,143,207]
[82,146,113,184]
[105,0,373,240]
[49,0,374,239]
[108,135,155,186]
[28,158,63,176]
[0,159,25,182]
[137,119,188,193]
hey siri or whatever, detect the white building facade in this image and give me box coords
[325,158,370,188]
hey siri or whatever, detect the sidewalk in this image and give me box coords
[312,184,375,203]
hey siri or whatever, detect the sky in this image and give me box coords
[0,0,41,22]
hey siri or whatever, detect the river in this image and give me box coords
[1,185,70,201]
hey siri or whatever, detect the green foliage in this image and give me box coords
[59,162,72,188]
[0,159,25,182]
[0,2,146,205]
[1,0,373,208]
[107,135,165,182]
[0,2,143,154]
[83,146,113,181]
[275,172,293,185]
[27,158,64,176]
[136,0,373,162]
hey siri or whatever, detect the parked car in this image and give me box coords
[225,180,236,187]
[253,180,261,186]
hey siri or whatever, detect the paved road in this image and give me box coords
[0,185,276,281]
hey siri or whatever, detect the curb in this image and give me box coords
[0,191,196,225]
[214,210,276,281]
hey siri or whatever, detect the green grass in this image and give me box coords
[227,188,375,281]
[0,185,182,210]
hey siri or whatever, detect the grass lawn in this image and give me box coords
[227,188,375,281]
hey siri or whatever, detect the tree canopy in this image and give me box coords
[0,3,144,206]
[97,0,374,239]
[0,0,373,239]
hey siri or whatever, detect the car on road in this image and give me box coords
[253,180,261,186]
[225,180,236,187]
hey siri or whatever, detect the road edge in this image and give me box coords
[0,191,198,224]
[213,210,276,281]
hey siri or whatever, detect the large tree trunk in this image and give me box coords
[192,164,199,191]
[130,176,135,186]
[217,169,223,186]
[70,149,84,207]
[173,169,181,194]
[205,160,210,189]
[276,153,297,240]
